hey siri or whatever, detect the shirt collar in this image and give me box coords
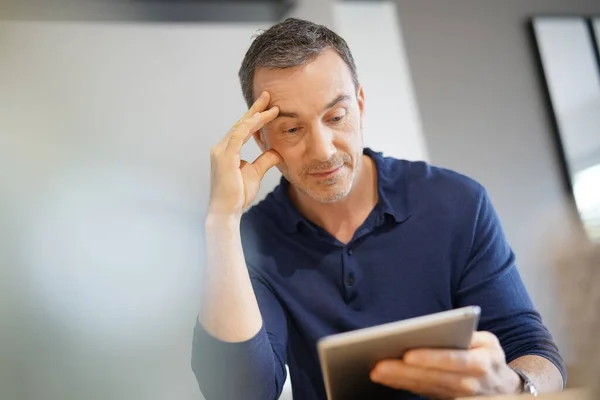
[271,147,411,233]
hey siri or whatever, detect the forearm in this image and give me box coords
[509,355,564,393]
[199,214,263,342]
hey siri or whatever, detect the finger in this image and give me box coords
[224,112,262,153]
[242,106,279,146]
[381,379,455,400]
[213,112,259,154]
[403,347,491,375]
[230,91,271,131]
[371,360,479,398]
[470,331,501,349]
[214,91,271,152]
[243,91,271,119]
[250,150,282,180]
[371,362,461,399]
[226,106,279,153]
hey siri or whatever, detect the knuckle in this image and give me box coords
[232,124,250,138]
[471,357,489,376]
[449,351,462,364]
[481,331,500,345]
[467,350,492,375]
[403,350,418,363]
[243,114,257,125]
[459,377,480,396]
[446,351,467,368]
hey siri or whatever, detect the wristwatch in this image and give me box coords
[510,366,539,396]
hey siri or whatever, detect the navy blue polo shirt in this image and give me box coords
[192,148,565,400]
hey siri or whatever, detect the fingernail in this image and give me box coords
[259,91,266,100]
[372,364,386,378]
[370,371,380,382]
[253,112,260,118]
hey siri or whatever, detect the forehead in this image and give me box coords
[252,48,355,110]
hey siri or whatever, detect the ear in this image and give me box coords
[253,129,266,152]
[357,84,365,119]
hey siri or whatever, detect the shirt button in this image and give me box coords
[346,274,355,286]
[347,248,353,255]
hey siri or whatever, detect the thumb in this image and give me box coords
[252,150,282,179]
[470,331,500,349]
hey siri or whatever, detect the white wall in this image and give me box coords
[0,4,425,398]
[0,21,268,400]
[334,1,428,162]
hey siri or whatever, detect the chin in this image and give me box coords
[302,181,353,204]
[287,166,356,203]
[312,191,350,204]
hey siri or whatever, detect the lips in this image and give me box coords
[309,165,343,178]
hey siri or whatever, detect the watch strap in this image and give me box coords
[509,366,539,396]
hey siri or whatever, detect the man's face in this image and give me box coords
[252,49,365,203]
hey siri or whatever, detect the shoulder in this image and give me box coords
[377,154,494,242]
[403,160,486,205]
[395,160,497,240]
[375,150,487,211]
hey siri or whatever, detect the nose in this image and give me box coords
[306,124,336,162]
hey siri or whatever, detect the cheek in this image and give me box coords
[335,115,362,148]
[262,131,301,160]
[347,113,363,136]
[260,137,299,173]
[278,149,303,175]
[261,128,294,150]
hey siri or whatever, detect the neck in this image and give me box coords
[290,154,378,243]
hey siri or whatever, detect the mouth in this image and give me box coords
[308,165,343,179]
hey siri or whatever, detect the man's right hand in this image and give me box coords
[208,91,281,219]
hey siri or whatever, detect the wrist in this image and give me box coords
[205,213,241,231]
[508,366,539,396]
[505,366,523,395]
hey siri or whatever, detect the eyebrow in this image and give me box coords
[274,94,352,119]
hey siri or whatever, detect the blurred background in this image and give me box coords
[1,1,599,399]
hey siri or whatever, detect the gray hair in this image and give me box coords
[238,18,359,108]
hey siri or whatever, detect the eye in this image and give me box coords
[285,127,299,134]
[328,112,346,123]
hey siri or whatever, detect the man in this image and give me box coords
[192,18,565,399]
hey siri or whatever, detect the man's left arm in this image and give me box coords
[509,354,564,392]
[454,187,566,392]
[370,185,565,397]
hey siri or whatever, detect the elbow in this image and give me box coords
[191,345,284,400]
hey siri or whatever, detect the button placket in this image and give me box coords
[343,245,357,292]
[346,273,355,287]
[341,242,360,301]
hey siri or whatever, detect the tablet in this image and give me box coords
[317,306,481,400]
